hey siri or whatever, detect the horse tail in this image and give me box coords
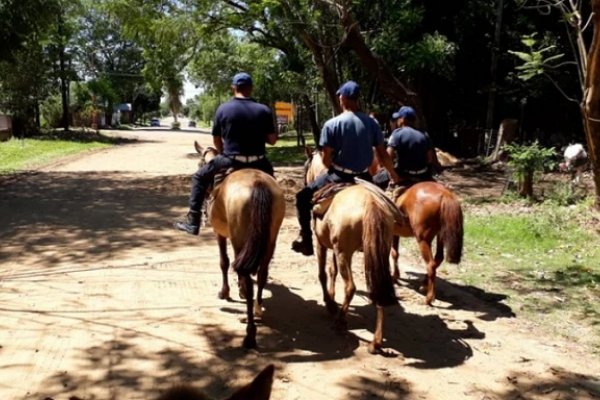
[232,181,273,275]
[362,198,398,307]
[439,193,464,264]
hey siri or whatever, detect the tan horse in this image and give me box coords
[305,150,399,354]
[392,181,464,306]
[159,364,274,400]
[195,143,285,349]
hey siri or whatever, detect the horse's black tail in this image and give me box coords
[362,198,398,307]
[439,194,464,264]
[232,181,273,275]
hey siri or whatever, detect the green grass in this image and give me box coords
[267,132,315,166]
[0,132,117,173]
[451,204,600,350]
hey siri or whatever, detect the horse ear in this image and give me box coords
[226,364,274,400]
[304,146,313,158]
[194,141,204,154]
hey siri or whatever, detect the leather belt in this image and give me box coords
[228,154,265,163]
[404,167,428,175]
[332,163,368,175]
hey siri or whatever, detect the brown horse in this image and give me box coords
[159,364,274,400]
[305,151,400,354]
[195,143,285,349]
[392,181,464,306]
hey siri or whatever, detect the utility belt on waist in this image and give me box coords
[226,154,265,163]
[332,163,368,175]
[401,167,428,175]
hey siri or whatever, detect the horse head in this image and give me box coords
[303,146,326,185]
[159,364,274,400]
[194,141,218,167]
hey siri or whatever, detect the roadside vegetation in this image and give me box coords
[425,197,600,352]
[0,130,129,173]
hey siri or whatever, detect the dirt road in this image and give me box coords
[1,128,598,400]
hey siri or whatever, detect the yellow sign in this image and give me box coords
[275,101,294,124]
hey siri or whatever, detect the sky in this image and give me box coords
[183,79,202,102]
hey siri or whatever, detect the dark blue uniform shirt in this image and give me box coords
[212,97,276,156]
[319,111,383,172]
[387,126,432,172]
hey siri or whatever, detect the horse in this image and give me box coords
[194,142,286,349]
[304,150,400,354]
[307,148,464,306]
[391,181,464,306]
[159,364,274,400]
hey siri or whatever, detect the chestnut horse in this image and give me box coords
[392,181,464,306]
[307,148,464,306]
[195,143,285,349]
[305,150,400,354]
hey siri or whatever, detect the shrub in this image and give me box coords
[504,140,556,198]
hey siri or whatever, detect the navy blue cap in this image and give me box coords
[396,106,417,120]
[232,72,253,87]
[336,80,360,99]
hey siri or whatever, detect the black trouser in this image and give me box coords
[188,155,274,212]
[295,168,371,237]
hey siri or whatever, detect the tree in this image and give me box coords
[513,0,600,208]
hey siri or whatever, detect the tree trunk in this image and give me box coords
[57,14,69,132]
[337,7,422,121]
[301,94,321,146]
[519,171,534,198]
[485,0,504,134]
[582,0,600,209]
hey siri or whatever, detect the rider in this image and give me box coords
[291,80,400,256]
[373,106,439,190]
[174,72,278,235]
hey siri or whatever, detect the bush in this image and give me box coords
[504,140,556,198]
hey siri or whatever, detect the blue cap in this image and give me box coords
[336,81,360,99]
[396,106,417,121]
[232,72,253,87]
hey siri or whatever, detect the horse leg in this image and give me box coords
[391,235,400,282]
[254,245,274,319]
[217,235,231,300]
[368,305,385,354]
[328,253,339,304]
[241,274,257,349]
[417,239,437,306]
[334,249,355,330]
[317,242,337,315]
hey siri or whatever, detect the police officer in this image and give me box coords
[373,106,438,189]
[174,72,278,235]
[291,80,400,256]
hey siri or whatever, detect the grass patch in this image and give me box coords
[452,203,600,350]
[0,130,127,173]
[267,133,315,166]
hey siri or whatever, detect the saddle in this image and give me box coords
[202,168,235,226]
[312,182,352,217]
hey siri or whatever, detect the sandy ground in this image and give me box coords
[0,127,599,400]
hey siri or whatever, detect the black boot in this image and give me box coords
[174,211,200,235]
[291,232,314,256]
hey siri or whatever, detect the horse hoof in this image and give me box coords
[218,290,230,300]
[326,302,338,315]
[243,336,257,349]
[368,342,381,355]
